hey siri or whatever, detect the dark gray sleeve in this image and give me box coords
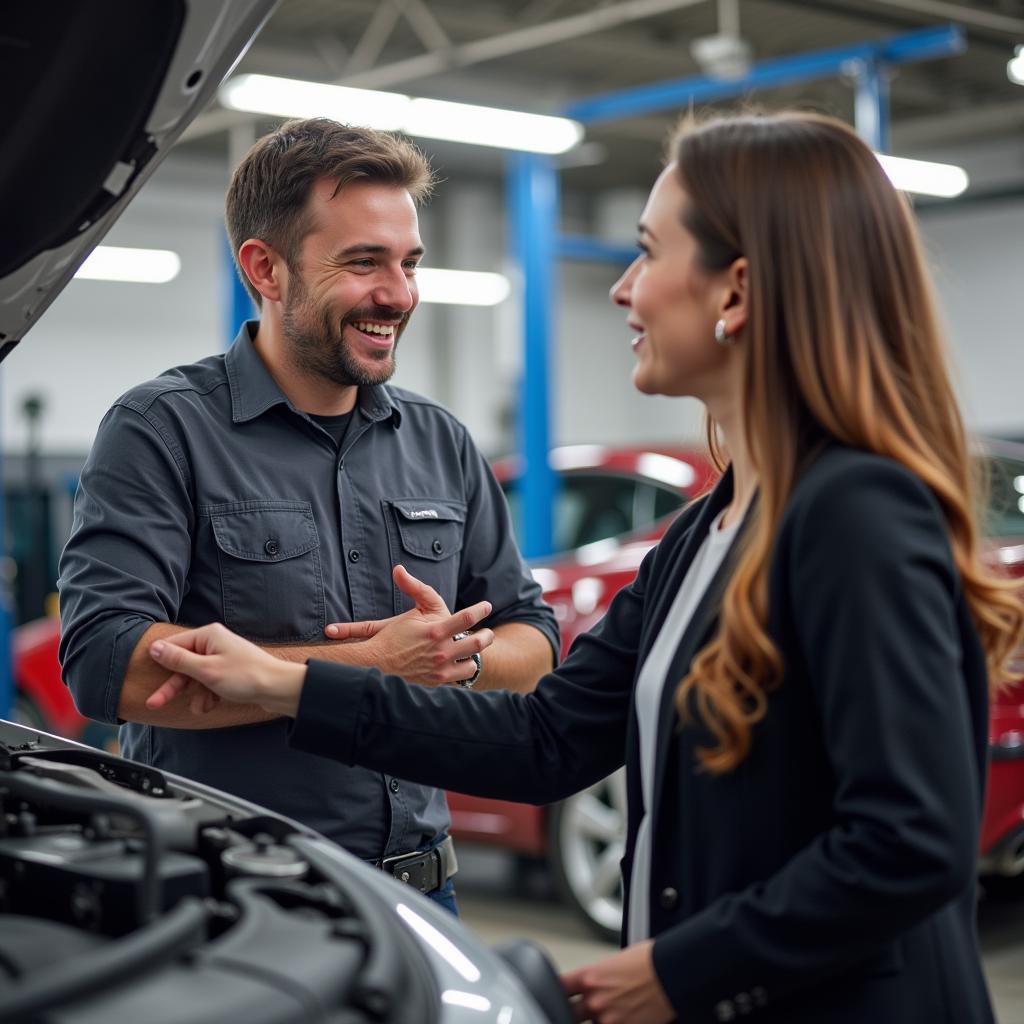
[57,403,193,723]
[454,429,560,659]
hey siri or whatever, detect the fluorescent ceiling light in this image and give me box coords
[1009,44,1024,85]
[876,154,969,198]
[220,74,583,154]
[417,268,510,306]
[74,246,181,284]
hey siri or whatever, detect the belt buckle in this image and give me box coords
[382,848,438,894]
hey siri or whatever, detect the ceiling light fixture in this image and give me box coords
[1009,44,1024,85]
[875,154,969,198]
[219,75,584,155]
[416,268,510,306]
[73,246,181,284]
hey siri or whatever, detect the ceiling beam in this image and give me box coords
[334,0,712,90]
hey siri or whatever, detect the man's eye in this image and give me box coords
[403,261,419,271]
[350,258,374,268]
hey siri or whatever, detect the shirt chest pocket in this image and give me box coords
[209,501,325,642]
[384,498,467,612]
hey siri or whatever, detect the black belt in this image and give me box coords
[380,836,458,895]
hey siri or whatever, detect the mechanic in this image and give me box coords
[57,117,558,915]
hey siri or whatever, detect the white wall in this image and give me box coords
[3,139,1022,462]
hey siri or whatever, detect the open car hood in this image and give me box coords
[0,0,278,362]
[0,719,571,1023]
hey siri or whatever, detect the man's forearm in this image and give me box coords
[117,624,382,729]
[473,623,554,694]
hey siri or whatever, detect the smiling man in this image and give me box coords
[57,119,558,914]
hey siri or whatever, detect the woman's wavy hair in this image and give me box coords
[672,110,1024,772]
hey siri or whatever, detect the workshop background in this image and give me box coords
[1,0,1022,1017]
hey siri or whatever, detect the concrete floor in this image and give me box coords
[457,847,1024,1023]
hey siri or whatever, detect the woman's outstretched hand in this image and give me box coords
[561,941,674,1024]
[146,623,306,717]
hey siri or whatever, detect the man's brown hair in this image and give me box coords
[226,117,435,305]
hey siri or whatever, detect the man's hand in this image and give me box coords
[561,942,674,1024]
[324,565,495,686]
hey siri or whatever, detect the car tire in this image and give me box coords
[548,769,626,943]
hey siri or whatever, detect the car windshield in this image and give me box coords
[983,453,1024,540]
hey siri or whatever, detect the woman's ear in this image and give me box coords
[719,256,748,338]
[237,238,285,304]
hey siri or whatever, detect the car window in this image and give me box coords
[501,470,688,553]
[983,453,1024,539]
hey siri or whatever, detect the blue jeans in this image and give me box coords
[427,876,459,916]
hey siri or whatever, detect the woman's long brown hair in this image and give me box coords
[672,112,1024,772]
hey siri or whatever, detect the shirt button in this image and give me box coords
[349,549,360,562]
[389,778,400,793]
[431,539,443,555]
[264,539,279,556]
[659,886,678,910]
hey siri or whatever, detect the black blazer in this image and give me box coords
[292,446,994,1023]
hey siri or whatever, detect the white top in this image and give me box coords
[626,508,742,944]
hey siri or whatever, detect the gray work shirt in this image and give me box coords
[58,322,559,860]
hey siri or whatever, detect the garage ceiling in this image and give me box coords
[180,0,1024,192]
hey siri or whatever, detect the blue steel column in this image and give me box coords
[0,378,10,718]
[225,234,255,347]
[510,153,558,559]
[853,56,891,152]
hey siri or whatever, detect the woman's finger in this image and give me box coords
[145,672,190,709]
[150,639,217,684]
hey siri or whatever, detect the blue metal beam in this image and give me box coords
[559,235,638,265]
[510,153,558,559]
[853,56,891,152]
[225,234,255,346]
[562,24,964,125]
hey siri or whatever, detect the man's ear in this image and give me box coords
[237,238,285,304]
[718,256,748,338]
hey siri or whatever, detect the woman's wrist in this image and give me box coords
[258,661,306,717]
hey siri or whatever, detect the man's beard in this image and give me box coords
[281,277,407,389]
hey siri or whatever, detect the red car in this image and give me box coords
[11,442,1024,939]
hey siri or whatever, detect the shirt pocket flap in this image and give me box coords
[389,499,467,561]
[210,504,319,563]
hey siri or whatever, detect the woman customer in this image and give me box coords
[146,110,1023,1024]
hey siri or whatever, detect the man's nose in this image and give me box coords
[373,266,416,311]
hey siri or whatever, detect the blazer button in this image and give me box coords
[431,539,443,555]
[349,549,361,562]
[264,539,279,556]
[658,886,678,910]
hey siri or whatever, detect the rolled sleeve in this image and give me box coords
[58,403,193,723]
[455,432,559,659]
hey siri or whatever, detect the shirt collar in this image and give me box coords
[225,320,401,428]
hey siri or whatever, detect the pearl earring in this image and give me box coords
[714,319,733,345]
